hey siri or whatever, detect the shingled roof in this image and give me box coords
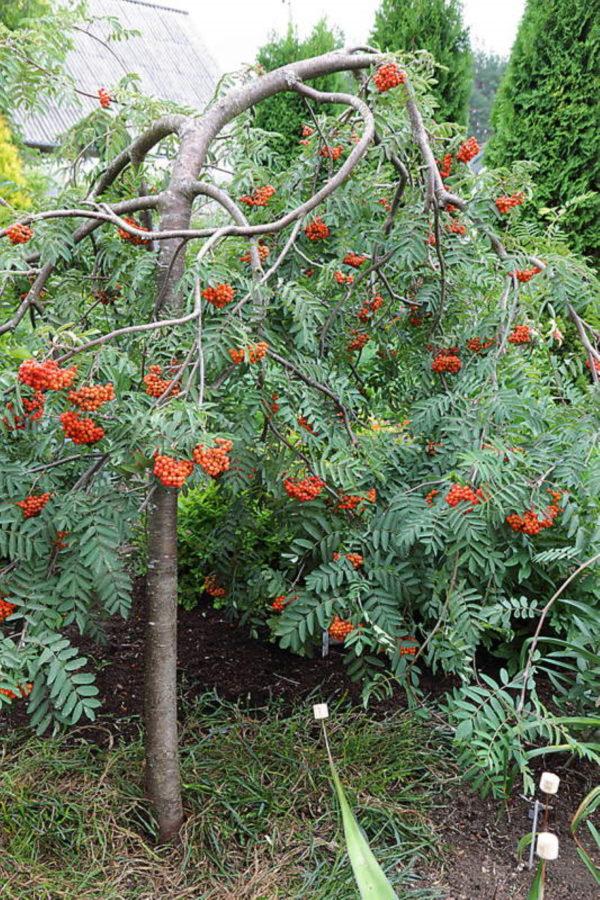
[17,0,220,149]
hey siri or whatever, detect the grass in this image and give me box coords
[0,695,447,898]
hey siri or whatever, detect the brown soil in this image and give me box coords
[3,580,597,899]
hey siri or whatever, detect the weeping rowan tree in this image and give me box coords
[1,9,599,843]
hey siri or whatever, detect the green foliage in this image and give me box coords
[254,19,345,166]
[370,0,473,124]
[469,50,506,142]
[487,0,600,258]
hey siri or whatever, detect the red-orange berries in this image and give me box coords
[466,337,495,353]
[585,357,600,373]
[506,502,561,535]
[283,475,325,502]
[228,341,268,365]
[240,243,270,264]
[192,438,233,477]
[347,331,370,352]
[319,145,343,160]
[333,551,364,569]
[343,253,367,268]
[18,359,77,391]
[0,682,32,701]
[426,232,437,247]
[300,124,314,138]
[202,283,235,308]
[239,185,276,207]
[378,197,392,212]
[445,484,485,508]
[328,616,355,641]
[357,295,383,322]
[425,489,439,506]
[143,365,180,398]
[431,353,462,374]
[68,383,114,412]
[508,325,533,345]
[495,192,524,214]
[53,530,69,550]
[270,392,280,413]
[6,223,33,245]
[337,488,376,510]
[373,62,406,93]
[153,454,194,488]
[296,416,315,434]
[271,595,288,613]
[117,216,150,246]
[456,137,480,163]
[204,574,226,597]
[98,88,112,108]
[438,154,453,179]
[3,391,45,430]
[0,598,17,622]
[512,266,542,283]
[334,270,354,285]
[16,492,52,518]
[446,221,467,236]
[304,217,330,241]
[60,411,105,444]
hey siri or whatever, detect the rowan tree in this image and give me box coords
[1,8,598,843]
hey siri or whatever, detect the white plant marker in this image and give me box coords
[537,832,559,860]
[539,772,560,795]
[313,702,329,720]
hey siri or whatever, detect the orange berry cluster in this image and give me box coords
[319,145,343,160]
[445,484,485,508]
[67,383,114,412]
[228,342,268,365]
[304,218,330,241]
[239,185,276,207]
[328,616,355,641]
[425,489,439,505]
[337,488,376,510]
[378,197,392,212]
[98,88,111,108]
[270,392,280,413]
[585,357,600,373]
[334,270,354,285]
[506,501,561,535]
[16,492,52,518]
[508,325,533,344]
[54,530,69,550]
[0,683,33,701]
[495,192,524,214]
[204,574,226,597]
[513,266,542,283]
[18,359,77,391]
[438,154,453,179]
[373,62,406,93]
[143,365,181,398]
[271,595,288,612]
[333,551,364,569]
[357,295,383,322]
[466,337,495,353]
[446,221,467,236]
[0,598,17,622]
[117,216,150,246]
[431,353,462,374]
[3,391,45,430]
[240,244,270,264]
[192,438,233,477]
[283,475,325,502]
[399,640,418,657]
[297,416,315,434]
[6,223,33,245]
[153,454,194,488]
[60,411,105,444]
[300,125,314,138]
[202,282,235,308]
[426,232,437,246]
[343,253,367,268]
[456,137,480,163]
[347,331,370,352]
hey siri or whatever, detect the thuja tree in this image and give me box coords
[1,9,599,841]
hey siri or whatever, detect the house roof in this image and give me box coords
[16,0,220,149]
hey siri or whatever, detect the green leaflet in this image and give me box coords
[322,723,399,899]
[527,861,545,900]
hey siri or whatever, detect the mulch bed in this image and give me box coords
[2,578,597,899]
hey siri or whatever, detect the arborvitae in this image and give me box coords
[487,0,600,259]
[254,20,345,166]
[469,51,506,143]
[370,0,473,125]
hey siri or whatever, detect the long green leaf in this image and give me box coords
[527,861,545,900]
[323,725,399,899]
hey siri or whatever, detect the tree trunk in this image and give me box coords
[144,483,183,842]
